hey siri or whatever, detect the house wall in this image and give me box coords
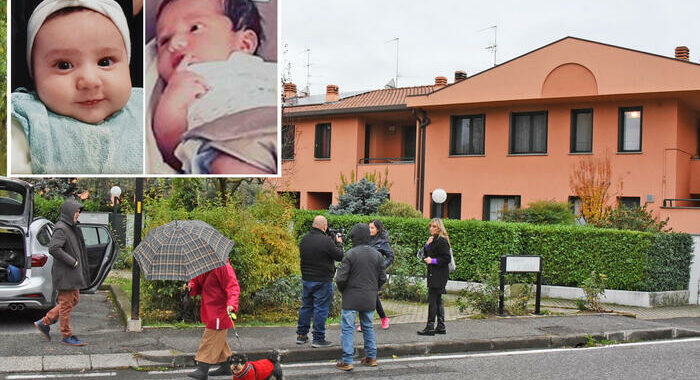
[278,116,364,206]
[420,98,694,230]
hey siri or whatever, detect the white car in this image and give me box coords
[0,178,118,310]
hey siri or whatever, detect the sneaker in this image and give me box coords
[381,317,389,329]
[356,325,362,332]
[361,357,378,367]
[335,361,353,371]
[311,339,332,348]
[61,335,86,346]
[296,334,309,344]
[34,320,51,341]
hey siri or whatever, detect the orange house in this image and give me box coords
[277,37,700,234]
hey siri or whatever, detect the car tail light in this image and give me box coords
[22,293,42,298]
[31,254,48,267]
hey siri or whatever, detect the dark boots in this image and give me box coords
[208,362,232,377]
[436,315,446,334]
[188,362,210,380]
[417,323,435,336]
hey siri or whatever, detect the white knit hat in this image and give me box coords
[27,0,131,77]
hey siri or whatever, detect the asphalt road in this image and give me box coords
[5,338,699,380]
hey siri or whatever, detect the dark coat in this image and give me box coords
[50,199,90,290]
[335,224,387,312]
[425,235,451,290]
[370,232,394,269]
[299,227,344,282]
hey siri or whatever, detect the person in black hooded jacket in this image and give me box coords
[34,199,89,346]
[334,223,386,371]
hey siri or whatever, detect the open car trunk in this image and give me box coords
[0,228,27,284]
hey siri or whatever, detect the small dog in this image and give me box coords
[230,350,284,380]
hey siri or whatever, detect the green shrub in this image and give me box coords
[456,264,501,314]
[34,196,65,222]
[293,211,692,292]
[329,178,388,215]
[596,204,670,232]
[378,200,423,218]
[383,247,427,303]
[141,191,300,321]
[581,271,607,312]
[502,200,575,225]
[113,247,133,270]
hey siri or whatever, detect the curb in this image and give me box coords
[136,326,700,366]
[102,284,131,326]
[2,327,699,373]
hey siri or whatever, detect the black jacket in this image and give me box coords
[335,224,387,311]
[299,227,344,282]
[424,235,451,290]
[50,199,89,290]
[370,232,394,269]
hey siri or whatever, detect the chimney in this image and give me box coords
[434,76,448,88]
[454,70,467,82]
[283,83,297,99]
[326,85,339,102]
[675,46,689,61]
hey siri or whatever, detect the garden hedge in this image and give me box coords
[293,210,693,291]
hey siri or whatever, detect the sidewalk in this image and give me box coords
[1,287,699,373]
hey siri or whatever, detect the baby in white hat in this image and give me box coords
[11,0,143,174]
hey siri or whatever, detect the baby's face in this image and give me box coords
[156,0,240,82]
[32,10,131,124]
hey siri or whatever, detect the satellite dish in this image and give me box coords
[384,78,396,89]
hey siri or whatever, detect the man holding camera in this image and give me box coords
[296,215,344,347]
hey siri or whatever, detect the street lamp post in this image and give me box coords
[128,179,143,332]
[432,188,447,218]
[110,186,122,215]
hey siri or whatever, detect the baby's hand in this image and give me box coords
[153,68,209,170]
[161,70,209,110]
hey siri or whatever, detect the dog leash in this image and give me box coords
[229,310,245,353]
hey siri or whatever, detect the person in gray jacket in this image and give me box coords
[34,199,89,346]
[334,223,386,371]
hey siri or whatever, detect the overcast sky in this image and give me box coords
[280,0,700,95]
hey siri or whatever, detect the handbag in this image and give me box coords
[448,248,456,273]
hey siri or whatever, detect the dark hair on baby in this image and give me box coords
[157,0,264,54]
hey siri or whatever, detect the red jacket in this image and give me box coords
[189,260,240,330]
[232,359,274,380]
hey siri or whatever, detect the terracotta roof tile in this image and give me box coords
[283,85,438,116]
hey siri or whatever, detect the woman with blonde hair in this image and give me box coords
[417,218,451,336]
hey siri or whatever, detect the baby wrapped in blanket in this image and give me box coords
[152,0,277,175]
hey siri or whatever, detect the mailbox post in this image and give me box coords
[499,255,542,315]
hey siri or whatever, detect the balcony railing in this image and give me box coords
[358,157,415,164]
[662,199,700,208]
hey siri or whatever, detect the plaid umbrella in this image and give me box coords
[133,220,234,281]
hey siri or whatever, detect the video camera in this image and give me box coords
[326,227,346,242]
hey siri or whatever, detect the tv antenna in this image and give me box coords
[303,48,311,94]
[385,37,399,87]
[480,25,497,67]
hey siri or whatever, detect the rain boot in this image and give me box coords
[436,315,446,335]
[417,322,435,336]
[188,362,210,380]
[208,362,232,377]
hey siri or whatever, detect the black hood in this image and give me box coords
[349,223,370,246]
[59,199,83,225]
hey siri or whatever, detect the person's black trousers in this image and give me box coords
[427,287,445,330]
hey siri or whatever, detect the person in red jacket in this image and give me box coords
[185,259,240,380]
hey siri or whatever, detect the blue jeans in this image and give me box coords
[340,309,376,364]
[296,281,333,342]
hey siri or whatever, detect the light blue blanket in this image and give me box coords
[12,88,143,174]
